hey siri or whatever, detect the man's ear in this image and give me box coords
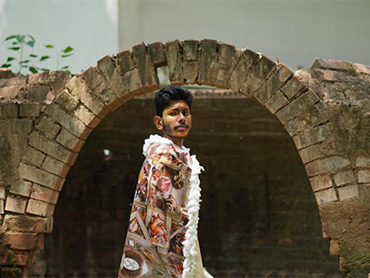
[153,115,163,131]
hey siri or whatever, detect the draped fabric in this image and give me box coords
[118,135,203,278]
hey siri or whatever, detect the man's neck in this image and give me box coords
[162,134,184,148]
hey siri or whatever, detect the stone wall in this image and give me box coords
[27,95,341,277]
[0,39,369,277]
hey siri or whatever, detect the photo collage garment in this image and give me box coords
[118,140,194,278]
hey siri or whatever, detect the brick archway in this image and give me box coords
[1,39,368,276]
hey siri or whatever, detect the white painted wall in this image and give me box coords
[0,0,118,74]
[1,0,369,74]
[118,0,370,70]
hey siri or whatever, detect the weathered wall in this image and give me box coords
[27,95,342,277]
[0,40,369,277]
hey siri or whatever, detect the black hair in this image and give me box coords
[154,85,193,117]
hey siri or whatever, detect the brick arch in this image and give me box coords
[2,39,351,275]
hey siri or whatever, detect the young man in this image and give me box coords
[118,86,207,278]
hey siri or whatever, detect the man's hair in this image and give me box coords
[154,86,193,117]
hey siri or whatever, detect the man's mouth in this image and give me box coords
[175,125,188,130]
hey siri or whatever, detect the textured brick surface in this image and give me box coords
[3,215,48,233]
[36,116,61,140]
[19,103,40,118]
[338,184,359,201]
[276,90,319,125]
[9,181,32,197]
[198,39,218,85]
[46,104,88,139]
[0,249,29,265]
[309,175,333,192]
[42,156,70,178]
[5,232,44,250]
[27,199,55,217]
[28,132,72,164]
[356,156,370,168]
[132,43,160,91]
[334,170,355,187]
[19,163,61,190]
[227,48,259,92]
[358,170,370,183]
[265,90,289,114]
[55,89,79,112]
[147,42,166,67]
[0,103,18,118]
[280,76,306,99]
[254,64,293,104]
[66,77,107,118]
[30,184,59,204]
[73,104,101,128]
[165,40,184,85]
[56,128,85,152]
[314,187,338,204]
[305,156,350,177]
[5,196,27,214]
[293,123,332,150]
[209,43,240,87]
[116,51,135,75]
[22,147,46,167]
[239,55,276,96]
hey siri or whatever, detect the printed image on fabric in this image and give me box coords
[134,160,153,203]
[149,210,168,248]
[169,231,185,256]
[128,211,149,240]
[168,255,184,277]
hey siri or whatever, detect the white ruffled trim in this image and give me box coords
[182,154,203,278]
[142,134,203,278]
[142,134,190,156]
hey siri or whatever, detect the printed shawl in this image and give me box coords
[118,134,203,278]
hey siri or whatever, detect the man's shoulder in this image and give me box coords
[147,142,190,167]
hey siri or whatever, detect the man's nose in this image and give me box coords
[179,113,186,122]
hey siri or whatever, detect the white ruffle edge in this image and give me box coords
[141,134,203,278]
[182,154,203,278]
[142,134,190,156]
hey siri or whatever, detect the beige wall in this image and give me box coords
[118,0,370,70]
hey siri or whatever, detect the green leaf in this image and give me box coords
[61,65,70,69]
[40,55,50,61]
[20,60,30,64]
[1,63,11,68]
[7,57,15,62]
[45,44,54,48]
[62,46,73,53]
[29,54,38,58]
[8,47,20,51]
[5,35,16,41]
[12,41,18,45]
[61,53,73,58]
[15,35,25,43]
[66,70,72,75]
[26,40,35,47]
[41,68,50,72]
[29,67,38,73]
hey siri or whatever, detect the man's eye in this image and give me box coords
[169,112,177,116]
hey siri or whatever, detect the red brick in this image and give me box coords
[0,249,29,266]
[3,215,48,233]
[5,232,44,250]
[26,199,55,217]
[30,184,59,204]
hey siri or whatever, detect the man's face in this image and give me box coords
[157,100,192,139]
